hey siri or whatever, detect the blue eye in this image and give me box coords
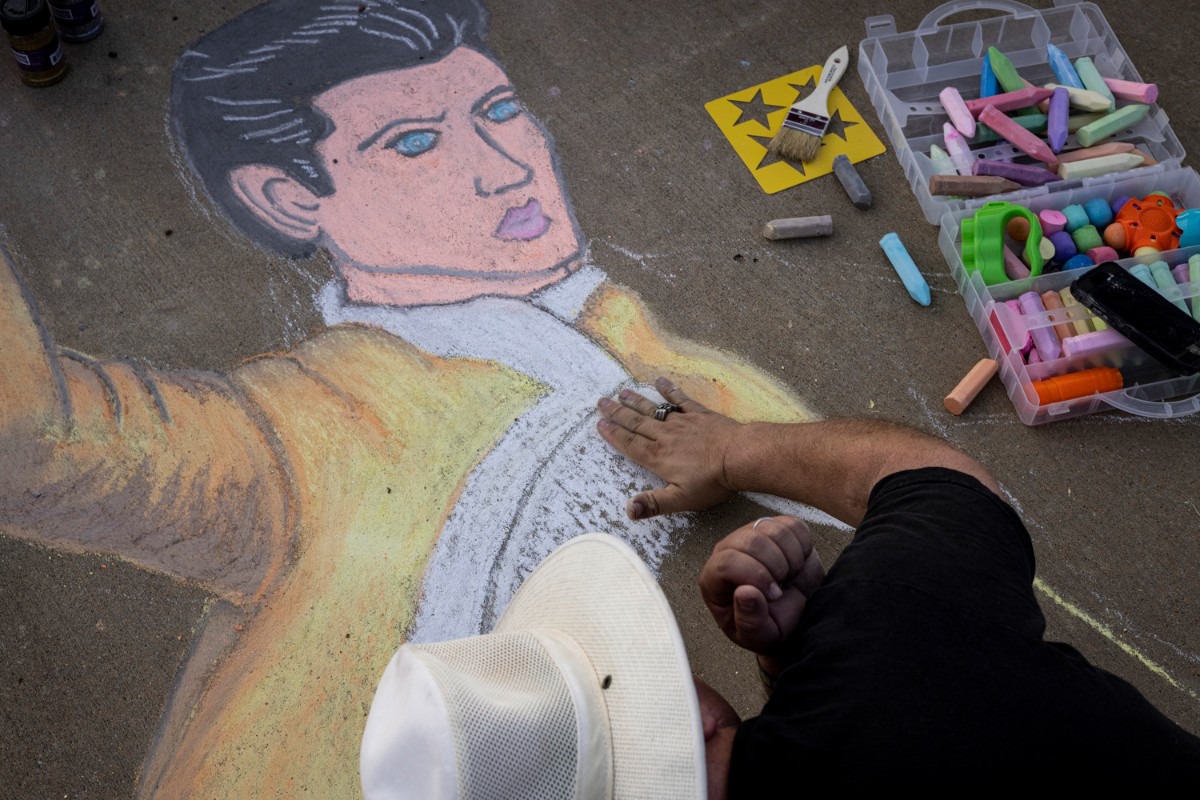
[389,129,439,157]
[484,98,521,123]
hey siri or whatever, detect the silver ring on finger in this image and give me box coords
[654,402,683,421]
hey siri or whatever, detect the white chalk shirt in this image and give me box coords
[319,266,685,642]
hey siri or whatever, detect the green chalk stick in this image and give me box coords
[1067,112,1105,133]
[988,47,1026,93]
[1073,57,1115,111]
[1076,104,1150,147]
[972,113,1048,144]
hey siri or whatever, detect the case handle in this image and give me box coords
[917,0,1038,33]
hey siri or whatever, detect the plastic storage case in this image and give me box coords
[858,0,1200,424]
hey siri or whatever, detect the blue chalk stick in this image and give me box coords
[980,56,999,99]
[880,233,931,306]
[1046,44,1085,89]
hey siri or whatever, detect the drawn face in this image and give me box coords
[310,47,583,305]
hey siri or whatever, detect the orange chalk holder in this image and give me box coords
[1103,194,1183,253]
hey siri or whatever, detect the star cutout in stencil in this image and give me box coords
[823,107,858,142]
[784,75,816,105]
[728,88,789,129]
[748,131,804,174]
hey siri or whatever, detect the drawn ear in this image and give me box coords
[228,164,321,241]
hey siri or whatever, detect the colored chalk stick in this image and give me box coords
[1004,245,1030,280]
[940,86,976,138]
[761,215,833,240]
[1046,44,1085,89]
[1043,83,1113,112]
[1130,148,1157,167]
[1056,141,1135,163]
[832,155,872,210]
[879,232,931,306]
[1058,152,1145,180]
[1068,112,1105,133]
[1040,290,1076,342]
[944,357,999,415]
[1047,87,1069,153]
[1073,57,1115,110]
[978,105,1058,166]
[928,143,958,177]
[1076,104,1150,147]
[1006,299,1034,354]
[964,87,1052,117]
[1032,367,1123,404]
[1087,245,1119,263]
[1084,197,1114,227]
[1039,209,1067,235]
[1061,204,1089,232]
[1102,77,1157,104]
[973,158,1059,187]
[1190,254,1200,321]
[987,47,1026,93]
[1149,261,1190,313]
[1071,225,1102,252]
[972,114,1047,144]
[943,122,974,176]
[930,174,1021,197]
[1018,291,1063,361]
[1129,263,1155,288]
[980,55,999,99]
[1059,288,1093,335]
[1061,329,1132,359]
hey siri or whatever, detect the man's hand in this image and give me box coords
[693,676,738,800]
[596,377,741,519]
[699,516,825,666]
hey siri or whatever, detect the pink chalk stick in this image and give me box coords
[1062,328,1132,358]
[1003,246,1031,280]
[1102,77,1157,104]
[1039,209,1067,235]
[1005,300,1034,354]
[1087,245,1120,263]
[940,86,976,137]
[1026,349,1042,365]
[965,86,1054,117]
[979,105,1059,166]
[1056,141,1136,163]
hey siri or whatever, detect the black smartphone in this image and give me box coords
[1071,262,1200,374]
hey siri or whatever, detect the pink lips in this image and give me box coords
[496,199,550,241]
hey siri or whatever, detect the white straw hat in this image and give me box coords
[360,533,705,799]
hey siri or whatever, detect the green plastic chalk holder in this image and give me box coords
[961,201,1044,285]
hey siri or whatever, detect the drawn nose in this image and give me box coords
[472,125,534,197]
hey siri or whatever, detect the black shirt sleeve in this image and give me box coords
[727,468,1200,791]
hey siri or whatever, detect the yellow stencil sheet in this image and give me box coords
[706,66,887,194]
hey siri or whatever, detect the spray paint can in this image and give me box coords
[1,0,68,87]
[46,0,102,43]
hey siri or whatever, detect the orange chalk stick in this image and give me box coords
[944,358,1000,415]
[1039,290,1077,342]
[1031,367,1123,405]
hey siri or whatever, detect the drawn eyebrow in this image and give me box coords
[358,110,447,151]
[471,85,516,116]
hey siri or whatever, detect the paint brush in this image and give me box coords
[768,45,850,164]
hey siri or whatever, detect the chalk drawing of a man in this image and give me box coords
[2,0,815,795]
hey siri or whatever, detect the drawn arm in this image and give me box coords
[0,245,292,603]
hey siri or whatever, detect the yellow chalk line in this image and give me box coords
[1035,578,1198,700]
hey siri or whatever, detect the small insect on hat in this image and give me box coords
[360,533,705,799]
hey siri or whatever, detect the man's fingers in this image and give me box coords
[598,399,660,440]
[731,585,775,644]
[616,388,660,418]
[597,417,653,463]
[703,548,782,603]
[654,376,709,414]
[626,484,689,520]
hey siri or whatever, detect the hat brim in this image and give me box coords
[495,533,705,799]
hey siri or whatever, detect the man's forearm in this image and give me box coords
[723,419,999,528]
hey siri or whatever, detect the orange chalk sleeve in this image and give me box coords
[944,357,1000,415]
[1032,366,1123,405]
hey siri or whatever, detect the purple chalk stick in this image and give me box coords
[1047,87,1069,153]
[1018,291,1063,361]
[973,158,1060,187]
[1174,263,1191,285]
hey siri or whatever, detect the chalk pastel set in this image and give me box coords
[859,1,1200,424]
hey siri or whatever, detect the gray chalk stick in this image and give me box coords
[832,154,872,210]
[761,215,834,240]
